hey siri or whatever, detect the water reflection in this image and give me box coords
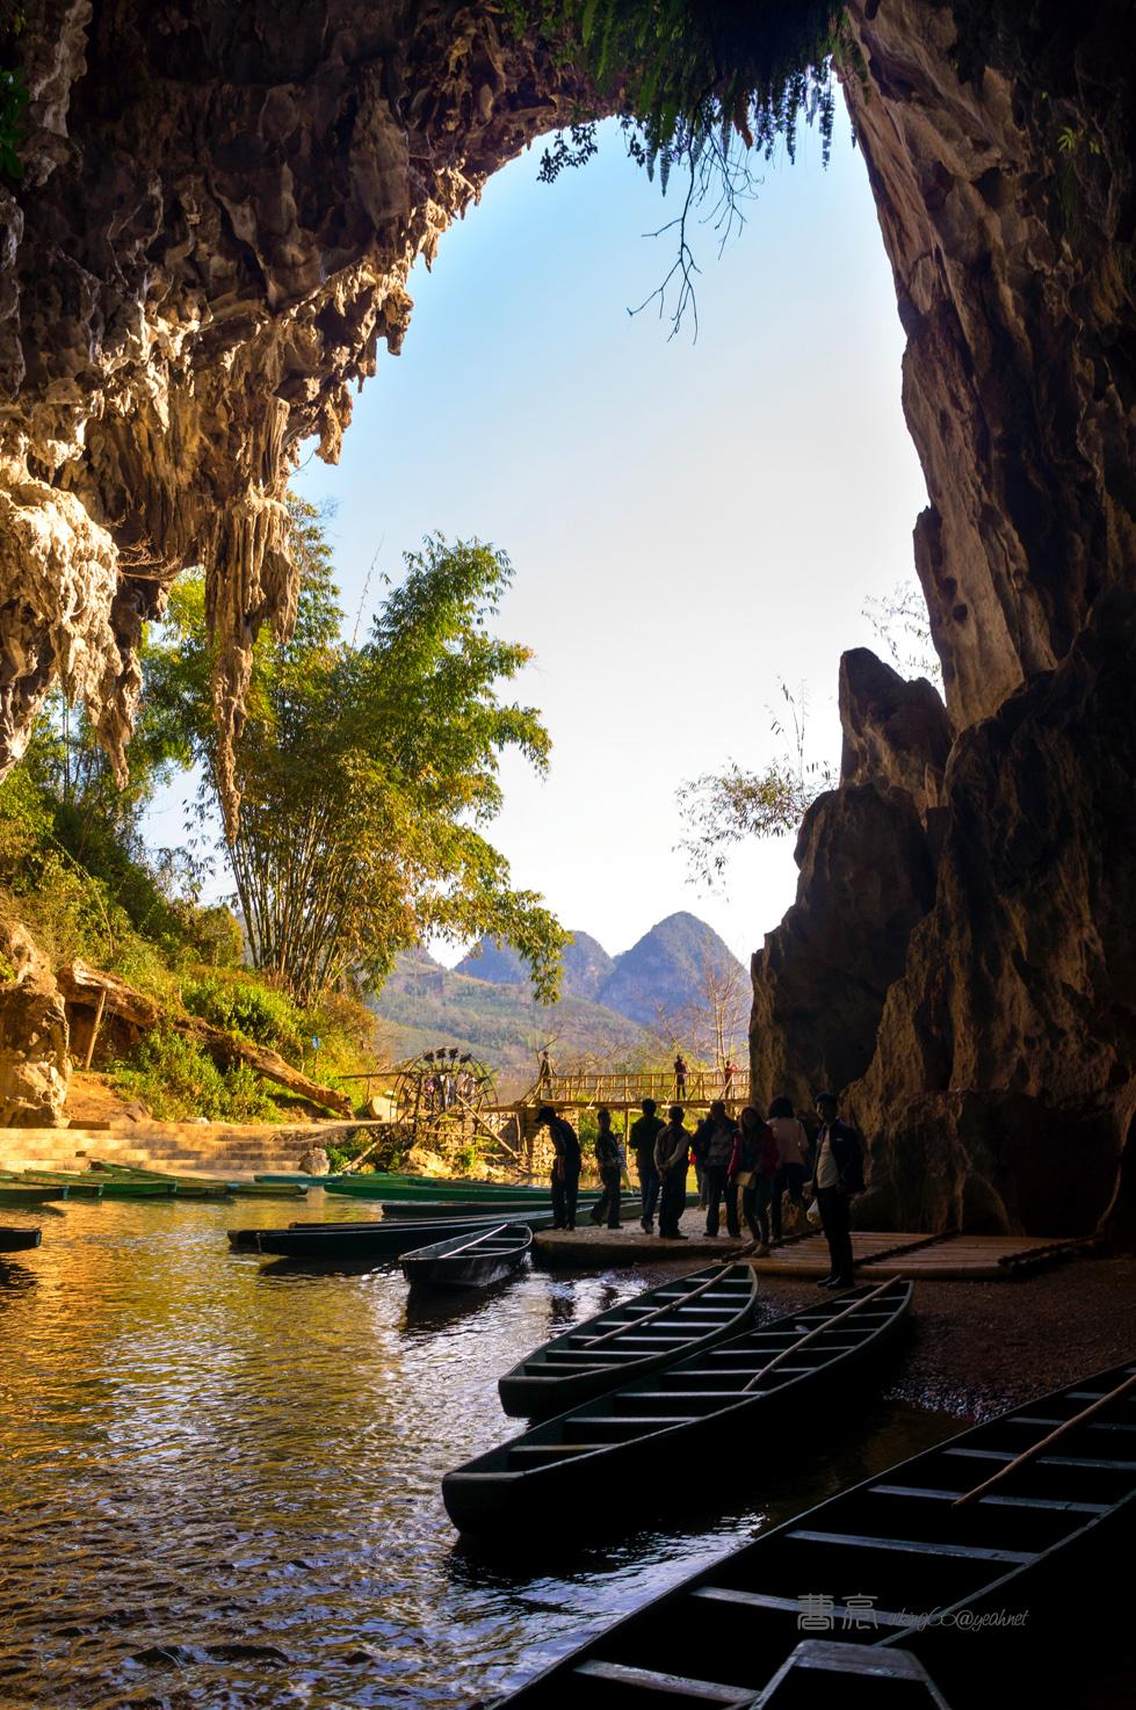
[0,1199,954,1708]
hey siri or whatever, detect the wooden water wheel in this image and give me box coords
[392,1049,497,1152]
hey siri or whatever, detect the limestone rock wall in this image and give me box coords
[0,921,70,1126]
[0,0,590,817]
[751,1,1135,1236]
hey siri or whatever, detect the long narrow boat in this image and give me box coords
[498,1261,760,1419]
[232,1208,558,1260]
[443,1279,914,1536]
[91,1164,308,1200]
[0,1225,42,1252]
[0,1183,70,1205]
[400,1222,533,1290]
[375,1196,621,1221]
[2,1171,104,1200]
[485,1356,1136,1709]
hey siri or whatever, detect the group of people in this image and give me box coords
[536,1089,864,1291]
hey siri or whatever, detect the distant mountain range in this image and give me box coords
[371,913,748,1094]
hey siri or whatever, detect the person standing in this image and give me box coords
[537,1047,553,1091]
[768,1095,812,1244]
[698,1100,739,1237]
[590,1107,624,1229]
[537,1104,581,1231]
[728,1106,779,1254]
[673,1051,687,1099]
[812,1091,864,1288]
[630,1096,665,1231]
[722,1058,737,1097]
[654,1105,691,1239]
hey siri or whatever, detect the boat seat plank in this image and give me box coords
[690,1586,908,1628]
[945,1447,1136,1471]
[582,1415,700,1426]
[787,1527,1037,1565]
[1011,1415,1136,1433]
[868,1483,1110,1515]
[574,1660,758,1703]
[509,1444,599,1457]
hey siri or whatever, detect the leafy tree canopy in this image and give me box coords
[145,500,567,1007]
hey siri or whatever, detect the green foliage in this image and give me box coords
[181,969,304,1056]
[0,3,27,180]
[109,1028,280,1123]
[676,681,837,888]
[511,1,847,332]
[146,501,567,1007]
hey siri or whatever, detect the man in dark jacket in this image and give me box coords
[630,1097,665,1231]
[654,1105,691,1239]
[811,1091,864,1289]
[537,1104,582,1230]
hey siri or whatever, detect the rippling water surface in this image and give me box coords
[0,1197,953,1708]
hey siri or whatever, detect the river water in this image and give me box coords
[0,1197,955,1709]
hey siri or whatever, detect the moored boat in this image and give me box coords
[443,1279,914,1536]
[484,1356,1136,1709]
[0,1225,42,1252]
[231,1208,557,1260]
[498,1261,760,1419]
[400,1221,533,1289]
[0,1183,70,1205]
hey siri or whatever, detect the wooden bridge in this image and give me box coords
[512,1068,751,1112]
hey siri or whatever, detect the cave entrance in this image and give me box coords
[285,112,928,966]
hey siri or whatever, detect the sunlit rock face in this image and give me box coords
[0,921,70,1126]
[751,1,1136,1235]
[0,0,590,816]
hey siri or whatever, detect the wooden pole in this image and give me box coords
[741,1278,898,1393]
[953,1366,1136,1506]
[83,988,107,1071]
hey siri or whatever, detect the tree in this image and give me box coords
[655,951,749,1071]
[862,578,944,694]
[675,680,836,890]
[145,501,568,1007]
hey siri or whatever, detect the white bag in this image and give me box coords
[806,1199,822,1227]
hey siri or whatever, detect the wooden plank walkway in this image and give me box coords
[535,1218,1084,1280]
[754,1230,1084,1281]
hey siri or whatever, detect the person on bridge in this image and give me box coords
[812,1091,864,1289]
[590,1106,624,1229]
[723,1058,737,1097]
[698,1100,740,1237]
[654,1106,691,1239]
[630,1097,665,1231]
[537,1104,582,1230]
[537,1047,553,1091]
[673,1051,687,1099]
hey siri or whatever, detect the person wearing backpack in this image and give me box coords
[812,1091,865,1288]
[698,1100,739,1237]
[728,1106,779,1254]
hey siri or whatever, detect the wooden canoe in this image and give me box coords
[498,1261,760,1419]
[0,1225,42,1252]
[400,1221,533,1290]
[443,1279,914,1536]
[486,1356,1136,1709]
[233,1209,557,1260]
[0,1183,70,1205]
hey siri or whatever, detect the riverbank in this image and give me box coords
[747,1252,1136,1420]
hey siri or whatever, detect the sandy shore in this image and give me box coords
[748,1253,1136,1419]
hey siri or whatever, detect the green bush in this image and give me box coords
[109,1028,281,1123]
[181,970,303,1056]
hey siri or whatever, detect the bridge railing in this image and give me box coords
[528,1069,751,1107]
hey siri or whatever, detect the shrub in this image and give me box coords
[181,970,303,1056]
[109,1028,280,1123]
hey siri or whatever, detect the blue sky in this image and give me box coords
[155,105,928,968]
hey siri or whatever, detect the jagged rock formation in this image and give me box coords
[0,920,70,1125]
[0,0,592,818]
[750,1,1136,1237]
[1,0,1134,1229]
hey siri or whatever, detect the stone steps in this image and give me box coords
[0,1119,375,1178]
